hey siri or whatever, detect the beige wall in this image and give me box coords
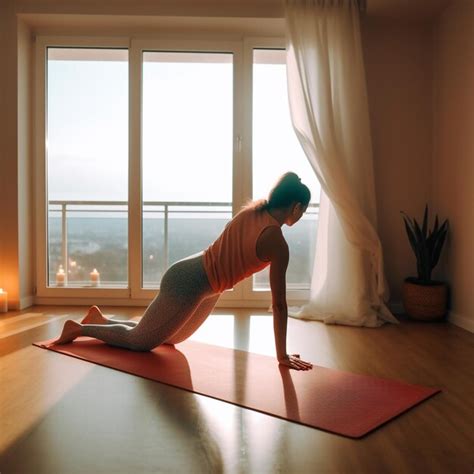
[361,17,434,304]
[17,19,35,306]
[0,0,458,317]
[14,0,284,18]
[0,5,34,310]
[0,0,20,309]
[433,1,474,330]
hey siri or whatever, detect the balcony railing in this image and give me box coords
[47,200,319,288]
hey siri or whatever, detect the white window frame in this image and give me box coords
[34,34,314,308]
[129,38,244,303]
[240,37,314,305]
[35,36,131,300]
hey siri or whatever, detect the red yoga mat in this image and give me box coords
[33,336,441,438]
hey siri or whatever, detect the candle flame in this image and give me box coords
[0,288,3,294]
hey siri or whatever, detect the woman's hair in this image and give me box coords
[244,172,311,211]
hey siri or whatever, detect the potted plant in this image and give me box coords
[401,205,449,321]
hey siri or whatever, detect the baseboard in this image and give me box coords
[448,311,474,333]
[33,297,273,310]
[20,295,35,310]
[33,296,278,309]
[34,296,151,307]
[6,296,35,311]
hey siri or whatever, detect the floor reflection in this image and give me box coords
[2,306,341,473]
[138,378,224,473]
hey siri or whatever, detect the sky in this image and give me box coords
[47,49,321,205]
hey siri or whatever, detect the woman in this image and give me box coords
[53,172,313,371]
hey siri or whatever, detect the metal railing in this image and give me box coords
[48,200,319,283]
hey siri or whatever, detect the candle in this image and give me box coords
[0,288,8,313]
[56,265,66,287]
[90,268,100,287]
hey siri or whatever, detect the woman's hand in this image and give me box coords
[278,354,313,371]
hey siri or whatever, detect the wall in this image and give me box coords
[0,0,20,309]
[361,17,434,304]
[0,0,439,313]
[433,1,474,331]
[17,19,35,307]
[0,5,34,310]
[15,0,284,18]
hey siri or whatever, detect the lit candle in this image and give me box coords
[90,268,100,287]
[56,265,66,287]
[0,288,8,313]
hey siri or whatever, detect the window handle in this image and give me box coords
[236,135,242,153]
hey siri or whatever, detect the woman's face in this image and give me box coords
[286,202,307,226]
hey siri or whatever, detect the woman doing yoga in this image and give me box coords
[53,172,313,371]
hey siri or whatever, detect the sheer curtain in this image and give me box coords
[285,0,399,327]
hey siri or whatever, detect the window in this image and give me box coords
[36,38,319,303]
[46,48,129,288]
[252,49,320,290]
[141,51,233,288]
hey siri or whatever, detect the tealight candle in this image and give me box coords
[90,268,100,287]
[0,288,8,313]
[56,265,66,287]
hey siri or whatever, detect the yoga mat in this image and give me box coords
[33,337,441,438]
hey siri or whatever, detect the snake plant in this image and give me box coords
[401,205,449,284]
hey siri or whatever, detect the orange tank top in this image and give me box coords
[202,207,282,293]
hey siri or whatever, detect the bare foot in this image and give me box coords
[81,305,108,325]
[51,320,83,345]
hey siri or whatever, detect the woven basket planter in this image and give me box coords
[402,279,448,321]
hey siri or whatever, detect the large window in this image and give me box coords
[252,49,320,290]
[37,38,320,303]
[141,52,233,287]
[46,48,129,288]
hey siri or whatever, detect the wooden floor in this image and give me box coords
[0,305,473,474]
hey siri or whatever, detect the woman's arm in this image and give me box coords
[257,226,312,370]
[258,226,312,370]
[268,236,289,360]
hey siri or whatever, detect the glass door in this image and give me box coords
[141,51,234,288]
[46,48,129,289]
[248,48,320,299]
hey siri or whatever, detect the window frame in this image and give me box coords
[35,36,131,299]
[34,34,314,307]
[240,37,315,304]
[129,38,244,303]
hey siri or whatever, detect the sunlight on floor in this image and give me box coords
[194,385,323,473]
[188,312,278,355]
[0,313,70,339]
[189,314,236,348]
[248,315,277,356]
[189,311,322,360]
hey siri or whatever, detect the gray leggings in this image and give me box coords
[81,252,220,351]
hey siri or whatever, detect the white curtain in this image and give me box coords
[285,0,399,327]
